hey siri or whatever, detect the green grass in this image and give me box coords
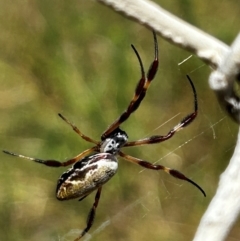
[0,1,239,240]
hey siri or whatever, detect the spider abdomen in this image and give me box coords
[56,153,118,200]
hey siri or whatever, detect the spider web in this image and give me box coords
[58,60,237,241]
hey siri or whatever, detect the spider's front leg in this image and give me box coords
[102,31,159,139]
[124,75,198,147]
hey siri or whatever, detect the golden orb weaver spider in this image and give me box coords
[3,31,205,240]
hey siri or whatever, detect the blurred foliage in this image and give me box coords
[0,0,239,241]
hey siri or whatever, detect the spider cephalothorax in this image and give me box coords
[100,127,128,154]
[3,31,205,241]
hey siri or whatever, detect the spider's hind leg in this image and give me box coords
[119,151,206,197]
[74,187,102,241]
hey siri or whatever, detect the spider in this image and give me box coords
[3,31,205,240]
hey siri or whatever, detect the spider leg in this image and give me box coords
[101,31,159,139]
[74,186,102,241]
[58,113,99,145]
[119,151,206,197]
[124,75,197,147]
[2,146,98,167]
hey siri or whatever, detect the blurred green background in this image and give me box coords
[0,1,240,240]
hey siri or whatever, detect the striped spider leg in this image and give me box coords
[3,31,205,241]
[118,74,206,196]
[101,31,159,140]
